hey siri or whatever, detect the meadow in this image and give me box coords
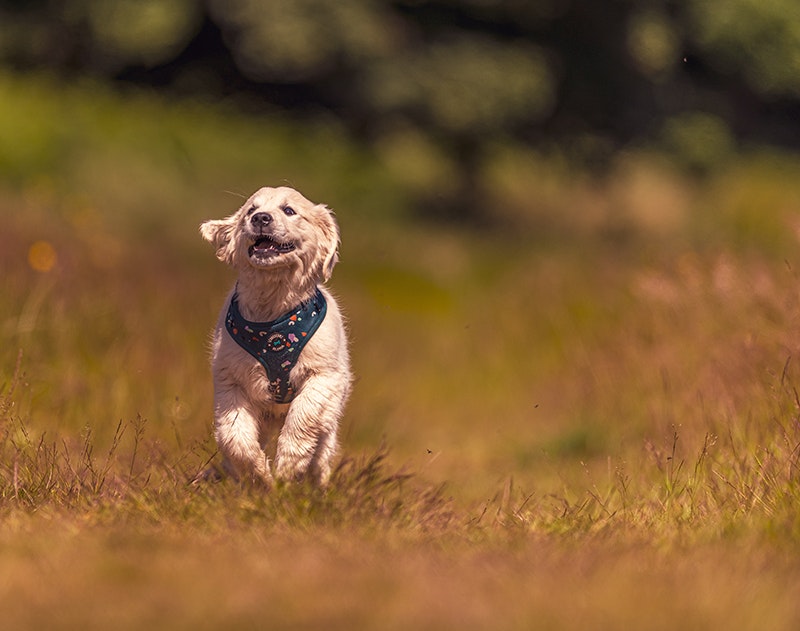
[2,72,800,629]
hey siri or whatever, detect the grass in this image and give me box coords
[2,71,800,629]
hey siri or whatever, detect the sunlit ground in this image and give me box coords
[2,74,800,630]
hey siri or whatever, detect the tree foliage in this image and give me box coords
[1,0,799,213]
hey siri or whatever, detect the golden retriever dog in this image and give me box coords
[198,186,351,487]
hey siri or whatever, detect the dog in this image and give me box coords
[198,186,352,487]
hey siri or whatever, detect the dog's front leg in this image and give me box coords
[274,374,346,486]
[213,387,274,487]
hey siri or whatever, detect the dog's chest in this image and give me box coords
[224,289,327,403]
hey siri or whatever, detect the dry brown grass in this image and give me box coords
[4,193,800,628]
[3,74,800,629]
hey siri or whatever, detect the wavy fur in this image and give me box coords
[197,186,352,487]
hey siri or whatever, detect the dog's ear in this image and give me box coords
[316,205,340,283]
[200,218,237,265]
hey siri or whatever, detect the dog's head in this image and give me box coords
[200,187,340,283]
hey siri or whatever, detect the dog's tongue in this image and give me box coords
[253,237,275,252]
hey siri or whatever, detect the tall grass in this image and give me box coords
[1,348,457,539]
[2,72,800,630]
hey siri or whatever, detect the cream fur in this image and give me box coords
[197,186,352,487]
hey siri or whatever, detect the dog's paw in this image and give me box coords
[190,465,224,486]
[274,452,313,483]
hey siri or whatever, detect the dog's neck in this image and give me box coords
[233,265,320,322]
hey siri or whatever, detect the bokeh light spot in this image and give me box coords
[28,240,57,272]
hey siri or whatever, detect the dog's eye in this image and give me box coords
[283,206,296,216]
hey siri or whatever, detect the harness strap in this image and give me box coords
[225,288,327,403]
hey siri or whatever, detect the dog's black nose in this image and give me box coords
[250,212,273,228]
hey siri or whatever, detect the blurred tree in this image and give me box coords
[686,0,800,98]
[0,0,200,72]
[1,0,800,217]
[208,0,393,82]
[85,0,201,71]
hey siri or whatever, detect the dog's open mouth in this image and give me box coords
[248,236,296,258]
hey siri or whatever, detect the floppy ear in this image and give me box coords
[200,218,237,265]
[317,205,340,283]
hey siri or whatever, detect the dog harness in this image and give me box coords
[225,288,327,403]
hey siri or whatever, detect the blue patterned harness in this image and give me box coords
[225,288,327,403]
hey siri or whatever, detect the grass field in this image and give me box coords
[2,72,800,629]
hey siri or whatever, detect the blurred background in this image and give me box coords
[2,0,800,501]
[2,0,800,216]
